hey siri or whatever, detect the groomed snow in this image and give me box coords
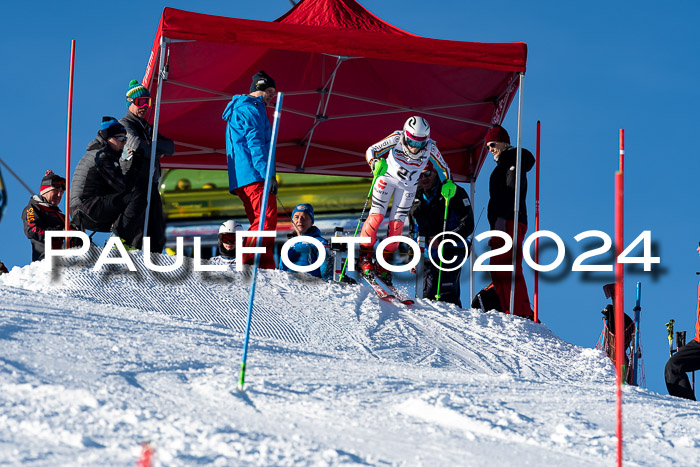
[1,248,699,465]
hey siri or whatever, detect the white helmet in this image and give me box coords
[219,220,243,235]
[402,116,430,155]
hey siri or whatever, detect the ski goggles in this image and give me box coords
[220,233,237,243]
[404,131,428,150]
[128,96,152,108]
[419,169,434,179]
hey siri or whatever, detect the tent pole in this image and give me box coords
[469,181,475,304]
[509,73,524,316]
[143,37,169,242]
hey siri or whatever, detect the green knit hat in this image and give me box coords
[125,79,150,107]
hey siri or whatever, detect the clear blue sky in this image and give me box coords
[1,0,698,395]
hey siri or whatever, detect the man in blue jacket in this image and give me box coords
[279,203,332,280]
[222,71,278,269]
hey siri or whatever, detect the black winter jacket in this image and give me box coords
[21,195,66,261]
[119,112,174,186]
[409,182,474,244]
[70,135,126,213]
[487,146,535,229]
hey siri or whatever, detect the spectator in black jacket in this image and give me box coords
[119,80,175,252]
[409,163,474,307]
[664,245,700,400]
[21,170,67,261]
[71,117,148,248]
[485,125,535,320]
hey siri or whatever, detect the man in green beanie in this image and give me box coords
[119,79,174,252]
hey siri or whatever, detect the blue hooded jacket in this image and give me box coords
[279,226,332,280]
[222,94,273,192]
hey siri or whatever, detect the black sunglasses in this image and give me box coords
[419,169,434,179]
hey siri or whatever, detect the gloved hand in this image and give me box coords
[441,180,457,200]
[268,177,278,195]
[371,158,388,178]
[119,148,134,175]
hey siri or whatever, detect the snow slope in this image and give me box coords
[1,248,699,466]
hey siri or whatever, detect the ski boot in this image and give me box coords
[374,251,393,285]
[358,248,374,277]
[111,237,139,251]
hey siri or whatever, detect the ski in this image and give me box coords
[369,273,414,306]
[359,273,396,301]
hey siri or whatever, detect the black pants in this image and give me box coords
[665,338,700,401]
[422,249,465,307]
[75,189,165,252]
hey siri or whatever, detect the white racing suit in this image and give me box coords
[360,131,450,252]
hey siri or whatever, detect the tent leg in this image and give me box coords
[469,181,475,305]
[509,73,525,316]
[143,37,169,242]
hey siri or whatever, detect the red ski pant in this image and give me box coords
[489,220,534,319]
[234,181,277,269]
[359,213,404,252]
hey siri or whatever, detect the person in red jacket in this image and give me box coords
[21,170,68,261]
[664,244,700,400]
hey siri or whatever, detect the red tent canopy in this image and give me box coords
[143,0,526,182]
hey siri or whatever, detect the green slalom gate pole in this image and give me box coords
[238,92,283,390]
[338,161,386,282]
[435,181,455,301]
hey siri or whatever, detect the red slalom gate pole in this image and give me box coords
[64,40,76,245]
[534,121,541,323]
[136,442,154,467]
[614,129,625,467]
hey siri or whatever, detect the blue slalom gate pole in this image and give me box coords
[238,92,283,390]
[632,282,642,386]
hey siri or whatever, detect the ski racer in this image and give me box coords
[359,116,454,281]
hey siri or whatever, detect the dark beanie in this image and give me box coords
[250,70,276,93]
[484,125,510,144]
[98,116,126,140]
[40,170,66,195]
